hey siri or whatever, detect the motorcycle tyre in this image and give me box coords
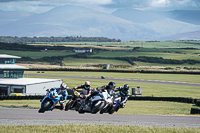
[38,108,45,113]
[65,100,74,111]
[75,101,82,111]
[41,100,53,111]
[100,104,112,114]
[108,106,115,114]
[78,107,85,114]
[91,101,105,114]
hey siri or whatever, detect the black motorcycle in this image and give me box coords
[65,89,84,111]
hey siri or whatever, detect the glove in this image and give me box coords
[79,95,86,99]
[74,91,80,96]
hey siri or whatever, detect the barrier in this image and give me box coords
[190,108,200,114]
[1,95,199,103]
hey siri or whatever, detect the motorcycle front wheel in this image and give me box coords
[39,99,53,113]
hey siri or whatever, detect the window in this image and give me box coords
[3,71,24,78]
[4,71,9,78]
[5,59,16,64]
[14,88,23,93]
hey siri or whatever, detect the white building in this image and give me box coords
[0,78,63,95]
[73,48,92,53]
[0,54,62,96]
[0,54,28,78]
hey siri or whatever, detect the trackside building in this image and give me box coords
[0,54,63,96]
[0,78,63,95]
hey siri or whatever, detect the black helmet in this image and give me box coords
[123,84,129,91]
[108,82,116,89]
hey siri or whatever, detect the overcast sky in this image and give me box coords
[0,0,200,13]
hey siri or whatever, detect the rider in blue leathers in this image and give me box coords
[114,84,130,108]
[50,83,68,110]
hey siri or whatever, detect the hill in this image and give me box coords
[112,9,200,39]
[0,10,34,25]
[0,5,157,41]
[153,10,200,25]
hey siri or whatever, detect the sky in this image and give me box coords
[0,0,200,14]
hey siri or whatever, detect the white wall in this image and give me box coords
[26,80,63,95]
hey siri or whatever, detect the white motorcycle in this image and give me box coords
[99,91,113,114]
[78,90,107,114]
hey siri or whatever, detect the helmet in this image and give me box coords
[108,82,116,89]
[84,81,91,90]
[123,84,129,91]
[60,83,67,90]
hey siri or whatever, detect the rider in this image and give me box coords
[114,84,130,108]
[97,81,116,96]
[50,83,68,110]
[74,81,92,98]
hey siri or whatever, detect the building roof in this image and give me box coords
[0,78,62,86]
[0,54,21,59]
[0,64,29,70]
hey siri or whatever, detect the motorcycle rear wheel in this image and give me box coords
[65,100,74,111]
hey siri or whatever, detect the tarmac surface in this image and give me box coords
[0,108,200,127]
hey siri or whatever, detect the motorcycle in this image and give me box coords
[65,89,84,111]
[111,93,122,113]
[38,89,61,113]
[78,90,106,114]
[99,91,113,114]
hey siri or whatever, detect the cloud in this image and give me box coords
[150,0,171,7]
[105,0,200,10]
[0,0,199,13]
[0,0,114,13]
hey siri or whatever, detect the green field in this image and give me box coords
[63,58,130,66]
[1,125,199,133]
[1,41,200,71]
[89,51,200,60]
[0,50,76,58]
[33,40,200,49]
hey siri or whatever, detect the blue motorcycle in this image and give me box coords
[38,89,61,113]
[110,93,122,114]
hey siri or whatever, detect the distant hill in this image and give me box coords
[153,10,200,25]
[112,9,200,36]
[111,8,164,23]
[0,10,35,25]
[0,6,199,41]
[112,9,200,38]
[0,5,157,41]
[158,31,200,41]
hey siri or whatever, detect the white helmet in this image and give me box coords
[84,81,91,90]
[60,83,67,90]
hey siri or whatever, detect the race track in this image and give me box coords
[0,108,200,127]
[28,74,200,87]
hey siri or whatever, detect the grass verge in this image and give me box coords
[0,100,199,115]
[0,125,199,133]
